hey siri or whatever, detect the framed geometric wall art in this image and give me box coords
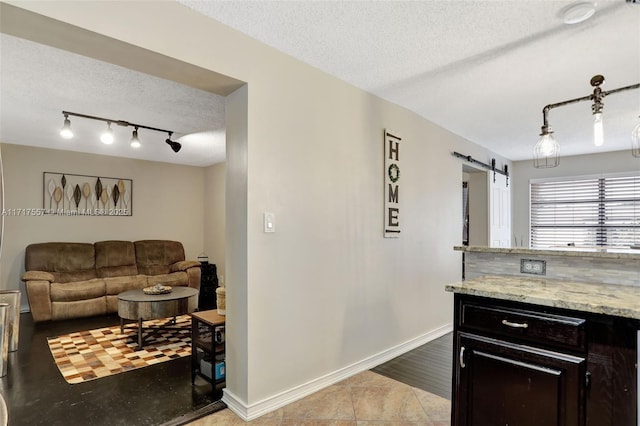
[42,172,132,216]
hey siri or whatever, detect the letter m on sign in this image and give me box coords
[384,130,401,238]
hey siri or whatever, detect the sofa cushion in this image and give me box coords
[52,297,107,320]
[25,242,97,283]
[104,275,148,296]
[135,240,185,276]
[50,279,105,302]
[95,240,138,278]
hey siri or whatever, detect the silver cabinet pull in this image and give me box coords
[460,346,466,368]
[502,319,529,329]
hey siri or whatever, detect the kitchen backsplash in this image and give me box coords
[463,251,640,286]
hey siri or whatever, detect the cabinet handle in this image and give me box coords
[459,346,466,369]
[501,319,529,329]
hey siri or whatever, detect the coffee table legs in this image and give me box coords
[120,316,181,349]
[119,317,144,349]
[137,318,143,348]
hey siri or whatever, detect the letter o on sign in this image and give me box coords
[388,164,400,183]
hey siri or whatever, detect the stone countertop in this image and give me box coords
[445,275,640,320]
[454,245,640,260]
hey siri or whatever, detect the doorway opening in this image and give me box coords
[462,165,488,247]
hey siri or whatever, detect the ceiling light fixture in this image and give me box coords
[59,111,181,154]
[130,127,141,148]
[632,116,640,158]
[100,122,115,145]
[59,113,74,139]
[534,75,639,168]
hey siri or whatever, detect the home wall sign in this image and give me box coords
[42,172,132,216]
[384,130,401,238]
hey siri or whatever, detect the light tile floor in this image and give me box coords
[187,371,451,426]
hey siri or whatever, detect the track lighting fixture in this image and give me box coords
[534,75,639,168]
[59,111,182,154]
[130,127,141,148]
[59,114,73,139]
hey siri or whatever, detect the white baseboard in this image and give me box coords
[222,323,453,421]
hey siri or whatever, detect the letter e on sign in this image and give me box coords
[384,130,401,238]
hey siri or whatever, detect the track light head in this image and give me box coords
[130,127,141,148]
[165,137,182,153]
[100,122,114,144]
[60,114,73,139]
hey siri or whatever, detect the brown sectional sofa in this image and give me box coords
[21,240,201,322]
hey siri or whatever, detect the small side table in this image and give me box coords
[191,310,225,392]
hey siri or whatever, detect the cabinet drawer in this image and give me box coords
[460,302,586,351]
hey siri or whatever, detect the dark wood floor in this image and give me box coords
[0,313,223,426]
[1,312,451,425]
[372,332,453,400]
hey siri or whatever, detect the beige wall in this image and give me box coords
[468,171,489,246]
[0,143,210,310]
[4,1,510,418]
[204,162,226,280]
[512,150,640,247]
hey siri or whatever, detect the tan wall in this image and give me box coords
[0,143,207,310]
[468,171,489,246]
[204,162,226,280]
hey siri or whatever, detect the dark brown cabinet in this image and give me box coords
[455,332,586,426]
[452,294,637,426]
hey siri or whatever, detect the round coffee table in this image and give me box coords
[118,286,198,348]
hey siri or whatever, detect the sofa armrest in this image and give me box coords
[21,270,55,282]
[24,280,53,322]
[169,260,201,273]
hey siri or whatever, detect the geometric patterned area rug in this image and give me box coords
[47,315,192,384]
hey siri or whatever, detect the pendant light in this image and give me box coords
[534,127,559,168]
[534,75,639,168]
[632,116,640,158]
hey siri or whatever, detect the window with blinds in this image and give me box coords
[530,174,640,248]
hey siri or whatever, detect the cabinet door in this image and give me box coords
[454,332,586,426]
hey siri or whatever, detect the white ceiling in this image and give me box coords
[0,33,226,167]
[1,1,639,166]
[178,0,640,161]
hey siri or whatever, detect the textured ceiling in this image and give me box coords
[0,34,226,167]
[179,0,640,161]
[1,1,638,166]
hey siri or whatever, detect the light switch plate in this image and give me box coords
[520,259,546,275]
[263,212,275,233]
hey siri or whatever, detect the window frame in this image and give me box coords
[529,172,640,249]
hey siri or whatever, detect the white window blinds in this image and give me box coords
[530,174,640,248]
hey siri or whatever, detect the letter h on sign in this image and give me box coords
[384,130,401,238]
